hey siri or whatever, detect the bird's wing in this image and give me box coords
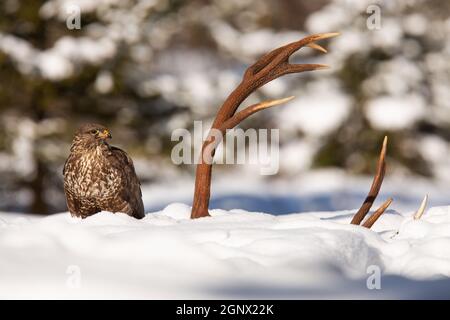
[109,146,145,219]
[62,154,72,176]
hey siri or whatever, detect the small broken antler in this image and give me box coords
[413,194,428,220]
[191,33,339,219]
[362,198,393,228]
[351,136,392,229]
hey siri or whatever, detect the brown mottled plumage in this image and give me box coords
[63,123,145,219]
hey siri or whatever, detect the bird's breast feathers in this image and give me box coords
[64,146,123,199]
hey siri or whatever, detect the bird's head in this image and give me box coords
[72,123,112,149]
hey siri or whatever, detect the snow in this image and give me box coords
[40,0,125,18]
[403,14,428,36]
[95,70,114,94]
[1,0,450,299]
[279,140,316,174]
[306,4,351,34]
[419,136,450,181]
[2,193,450,299]
[37,51,74,81]
[209,24,305,59]
[54,37,116,64]
[366,94,426,130]
[11,119,37,178]
[0,33,116,81]
[278,80,352,137]
[371,18,404,49]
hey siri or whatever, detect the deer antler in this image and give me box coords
[191,33,339,219]
[413,194,428,220]
[362,198,393,228]
[351,136,393,228]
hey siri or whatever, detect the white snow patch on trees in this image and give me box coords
[278,81,352,137]
[366,95,425,130]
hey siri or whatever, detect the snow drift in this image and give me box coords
[1,203,450,299]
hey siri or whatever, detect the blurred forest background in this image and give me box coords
[1,0,450,214]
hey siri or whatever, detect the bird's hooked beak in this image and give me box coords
[98,129,112,140]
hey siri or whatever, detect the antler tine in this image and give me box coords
[278,63,330,77]
[362,197,393,228]
[280,32,340,59]
[351,136,388,225]
[414,194,428,220]
[245,32,339,81]
[307,42,328,53]
[202,97,295,157]
[219,96,295,132]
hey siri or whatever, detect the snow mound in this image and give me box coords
[1,205,450,299]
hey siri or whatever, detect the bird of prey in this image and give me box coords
[63,123,145,219]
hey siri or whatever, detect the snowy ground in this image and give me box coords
[1,177,450,299]
[1,170,450,299]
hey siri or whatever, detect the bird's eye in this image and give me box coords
[90,129,98,134]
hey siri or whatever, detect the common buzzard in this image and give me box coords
[63,123,145,219]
